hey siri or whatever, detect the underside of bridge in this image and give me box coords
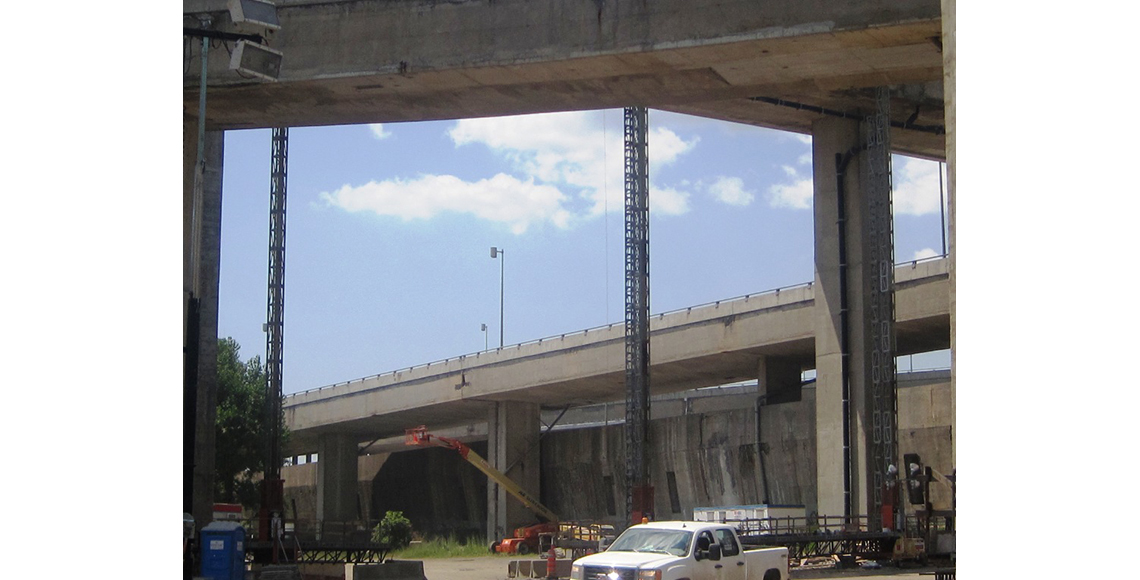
[184,0,955,543]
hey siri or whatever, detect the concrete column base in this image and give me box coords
[317,433,360,525]
[346,561,426,580]
[486,401,541,544]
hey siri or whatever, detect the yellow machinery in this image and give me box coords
[405,425,559,554]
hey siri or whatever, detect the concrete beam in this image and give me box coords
[183,0,944,157]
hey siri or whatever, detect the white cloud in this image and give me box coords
[650,184,691,216]
[650,127,698,167]
[320,173,571,234]
[328,112,700,232]
[368,124,393,140]
[893,156,945,216]
[708,176,755,207]
[912,248,940,261]
[768,165,814,210]
[450,111,699,219]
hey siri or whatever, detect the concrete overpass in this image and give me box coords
[184,0,946,158]
[284,255,948,450]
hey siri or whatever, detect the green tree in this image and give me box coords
[214,337,288,507]
[372,511,413,550]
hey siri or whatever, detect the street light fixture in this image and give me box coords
[490,247,504,348]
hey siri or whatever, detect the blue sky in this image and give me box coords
[218,109,950,395]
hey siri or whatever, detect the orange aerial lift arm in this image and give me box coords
[405,426,559,523]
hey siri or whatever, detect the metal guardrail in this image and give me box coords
[723,516,901,561]
[285,255,948,401]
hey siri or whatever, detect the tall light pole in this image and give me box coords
[481,323,488,351]
[490,247,504,347]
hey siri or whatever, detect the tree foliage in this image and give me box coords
[214,337,288,507]
[372,511,414,550]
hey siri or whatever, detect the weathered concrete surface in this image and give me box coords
[317,433,360,522]
[283,259,947,455]
[280,372,948,532]
[185,121,224,532]
[347,560,426,580]
[183,0,944,157]
[941,0,956,468]
[486,401,541,542]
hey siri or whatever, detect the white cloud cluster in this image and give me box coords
[912,248,940,260]
[892,156,945,216]
[449,112,699,220]
[368,124,392,140]
[762,153,946,217]
[322,111,703,234]
[707,176,755,207]
[768,165,814,210]
[319,173,570,234]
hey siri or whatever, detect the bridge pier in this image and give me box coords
[184,116,224,534]
[811,114,897,524]
[486,401,541,545]
[317,433,359,525]
[756,356,803,403]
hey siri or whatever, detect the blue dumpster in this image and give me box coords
[200,521,246,580]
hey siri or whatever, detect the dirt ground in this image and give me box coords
[419,556,951,580]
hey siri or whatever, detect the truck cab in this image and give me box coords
[570,521,787,580]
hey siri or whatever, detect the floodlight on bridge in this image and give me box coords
[228,0,281,31]
[230,40,283,81]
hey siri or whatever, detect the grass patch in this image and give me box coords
[391,535,507,559]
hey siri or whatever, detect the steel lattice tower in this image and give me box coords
[861,88,898,529]
[265,127,288,483]
[623,106,651,523]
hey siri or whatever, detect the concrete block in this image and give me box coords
[347,560,426,580]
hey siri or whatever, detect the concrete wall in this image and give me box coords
[541,388,816,525]
[283,372,951,533]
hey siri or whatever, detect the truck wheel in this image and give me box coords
[489,541,500,554]
[517,543,531,555]
[763,569,782,580]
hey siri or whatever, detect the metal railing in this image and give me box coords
[241,517,393,564]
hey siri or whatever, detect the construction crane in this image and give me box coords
[405,425,559,554]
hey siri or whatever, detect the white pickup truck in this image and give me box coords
[570,521,788,580]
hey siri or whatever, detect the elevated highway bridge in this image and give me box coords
[284,257,948,452]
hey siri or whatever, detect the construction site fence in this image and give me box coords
[235,517,381,544]
[708,513,953,537]
[716,515,873,536]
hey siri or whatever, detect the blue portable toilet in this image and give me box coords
[200,521,246,580]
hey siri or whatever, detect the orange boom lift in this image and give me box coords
[405,425,559,554]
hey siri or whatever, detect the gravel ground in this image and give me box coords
[419,556,951,580]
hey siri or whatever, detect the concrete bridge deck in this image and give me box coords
[284,257,948,453]
[184,0,946,158]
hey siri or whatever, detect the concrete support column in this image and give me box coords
[942,0,956,470]
[756,356,802,403]
[184,115,224,531]
[811,116,880,522]
[486,401,541,544]
[317,433,359,524]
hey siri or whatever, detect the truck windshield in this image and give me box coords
[607,529,693,557]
